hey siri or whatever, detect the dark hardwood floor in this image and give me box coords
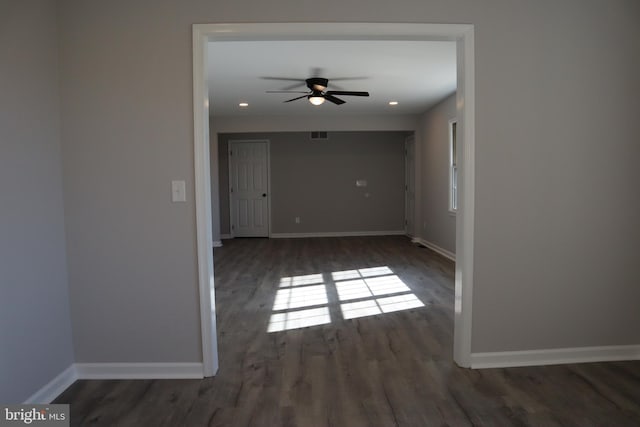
[54,236,640,426]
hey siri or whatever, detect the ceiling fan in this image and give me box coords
[266,77,370,106]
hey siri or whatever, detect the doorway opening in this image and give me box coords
[404,134,416,237]
[193,23,475,376]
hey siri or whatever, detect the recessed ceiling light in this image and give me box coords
[389,101,399,106]
[239,102,249,107]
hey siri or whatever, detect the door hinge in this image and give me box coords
[231,225,234,230]
[230,150,233,156]
[230,187,233,193]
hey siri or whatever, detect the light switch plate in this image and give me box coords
[356,179,367,187]
[171,180,186,202]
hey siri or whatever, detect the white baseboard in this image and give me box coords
[212,240,223,247]
[471,345,640,369]
[24,346,639,403]
[221,234,233,239]
[24,362,205,403]
[271,230,406,239]
[74,362,204,379]
[412,237,456,261]
[24,364,78,404]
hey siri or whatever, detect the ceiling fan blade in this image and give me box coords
[284,95,309,103]
[326,91,370,97]
[266,90,309,93]
[280,82,307,90]
[260,77,305,82]
[324,94,346,105]
[326,77,369,82]
[260,77,308,91]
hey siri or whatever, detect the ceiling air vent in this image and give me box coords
[310,131,328,140]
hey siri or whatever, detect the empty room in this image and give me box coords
[2,1,640,426]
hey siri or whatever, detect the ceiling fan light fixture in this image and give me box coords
[270,76,369,106]
[309,96,325,106]
[307,77,328,92]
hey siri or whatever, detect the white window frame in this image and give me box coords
[449,118,458,214]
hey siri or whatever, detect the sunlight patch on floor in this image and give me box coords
[279,274,324,287]
[340,300,381,320]
[357,266,394,277]
[364,275,411,296]
[267,307,331,332]
[268,267,425,332]
[272,284,328,310]
[377,293,424,313]
[335,279,373,301]
[335,267,423,320]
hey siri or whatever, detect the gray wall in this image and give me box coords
[212,114,419,134]
[58,1,201,362]
[418,94,457,254]
[54,0,640,364]
[0,1,75,402]
[217,132,407,235]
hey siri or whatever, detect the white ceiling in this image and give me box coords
[207,40,456,117]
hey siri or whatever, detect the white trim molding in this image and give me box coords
[220,234,233,239]
[471,345,640,369]
[24,365,78,404]
[193,22,476,374]
[271,230,406,239]
[412,237,456,261]
[24,362,205,403]
[213,240,223,247]
[193,24,219,377]
[74,363,204,380]
[453,26,475,368]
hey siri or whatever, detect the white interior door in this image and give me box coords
[405,135,416,236]
[229,140,269,237]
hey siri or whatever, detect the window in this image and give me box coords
[449,119,458,213]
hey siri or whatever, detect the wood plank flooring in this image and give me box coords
[54,236,640,426]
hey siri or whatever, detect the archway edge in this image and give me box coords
[192,22,475,375]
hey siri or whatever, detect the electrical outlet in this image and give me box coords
[295,217,300,224]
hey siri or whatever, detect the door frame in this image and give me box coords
[193,23,475,376]
[227,139,271,239]
[404,134,416,237]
